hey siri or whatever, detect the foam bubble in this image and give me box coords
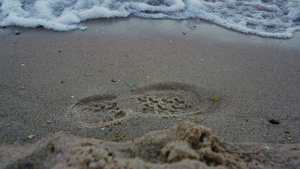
[0,0,299,38]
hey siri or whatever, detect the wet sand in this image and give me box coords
[0,18,300,168]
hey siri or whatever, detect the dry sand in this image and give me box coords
[0,18,300,168]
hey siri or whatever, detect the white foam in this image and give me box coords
[0,0,299,38]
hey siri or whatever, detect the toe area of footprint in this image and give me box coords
[129,82,212,117]
[134,91,202,116]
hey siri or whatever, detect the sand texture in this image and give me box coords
[1,121,299,169]
[0,18,300,168]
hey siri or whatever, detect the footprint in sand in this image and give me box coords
[68,95,135,128]
[133,91,201,116]
[137,95,192,115]
[67,83,216,128]
[129,83,211,117]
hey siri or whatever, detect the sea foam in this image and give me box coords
[0,0,299,38]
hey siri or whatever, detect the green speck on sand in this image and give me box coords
[208,97,220,103]
[126,83,136,87]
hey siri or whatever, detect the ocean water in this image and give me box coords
[0,0,299,38]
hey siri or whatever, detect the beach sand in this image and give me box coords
[0,18,299,168]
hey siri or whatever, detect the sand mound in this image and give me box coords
[1,121,299,169]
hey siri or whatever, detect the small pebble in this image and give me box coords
[85,73,90,76]
[89,162,98,168]
[101,128,105,131]
[200,59,205,62]
[111,78,116,82]
[14,30,20,35]
[57,153,62,159]
[27,135,35,139]
[70,96,75,99]
[21,64,25,66]
[190,26,196,30]
[182,32,186,35]
[269,119,280,124]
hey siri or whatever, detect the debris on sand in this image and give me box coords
[208,97,220,103]
[14,30,20,35]
[127,83,136,87]
[269,119,280,124]
[27,135,35,139]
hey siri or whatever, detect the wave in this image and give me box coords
[0,0,299,38]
